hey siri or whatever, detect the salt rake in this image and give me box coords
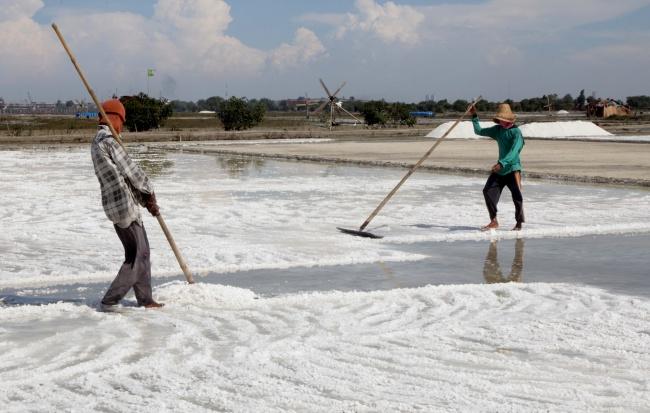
[52,23,195,284]
[338,96,482,239]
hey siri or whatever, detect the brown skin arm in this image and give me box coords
[469,103,502,173]
[470,104,498,172]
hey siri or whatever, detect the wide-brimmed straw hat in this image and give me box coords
[493,103,516,123]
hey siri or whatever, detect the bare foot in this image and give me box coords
[143,302,165,309]
[481,219,499,231]
[512,223,522,231]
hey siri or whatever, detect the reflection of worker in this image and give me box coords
[483,239,524,284]
[91,99,163,309]
[470,103,525,231]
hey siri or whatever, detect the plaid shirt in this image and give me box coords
[91,126,153,228]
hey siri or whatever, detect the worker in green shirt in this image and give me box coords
[470,103,525,231]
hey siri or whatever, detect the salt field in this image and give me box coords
[4,0,650,410]
[426,120,650,142]
[1,146,649,411]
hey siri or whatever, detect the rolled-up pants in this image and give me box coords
[101,221,154,306]
[483,171,525,224]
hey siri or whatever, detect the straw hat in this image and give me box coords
[493,103,516,123]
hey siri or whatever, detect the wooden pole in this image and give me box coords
[359,96,482,231]
[52,23,195,284]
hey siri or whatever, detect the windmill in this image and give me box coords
[543,95,554,113]
[313,78,363,130]
[27,92,36,112]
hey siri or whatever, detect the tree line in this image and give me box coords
[104,91,650,133]
[170,92,650,114]
[119,94,266,131]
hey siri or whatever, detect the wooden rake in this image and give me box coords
[338,96,482,238]
[52,23,194,284]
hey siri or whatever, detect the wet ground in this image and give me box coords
[2,145,649,412]
[3,234,648,306]
[1,145,648,305]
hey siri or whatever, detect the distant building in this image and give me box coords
[75,111,98,119]
[0,100,96,115]
[409,111,435,118]
[586,99,631,118]
[286,97,325,111]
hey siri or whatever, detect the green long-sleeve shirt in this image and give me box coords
[472,115,524,176]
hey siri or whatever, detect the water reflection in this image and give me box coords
[483,239,524,284]
[217,157,266,178]
[138,158,175,177]
[130,149,175,178]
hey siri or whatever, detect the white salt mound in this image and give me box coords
[520,121,612,138]
[426,120,612,139]
[425,121,493,139]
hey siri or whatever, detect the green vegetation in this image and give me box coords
[121,93,172,132]
[166,92,650,118]
[359,101,387,126]
[218,97,266,131]
[3,91,650,138]
[360,101,416,127]
[627,96,650,110]
[1,115,96,135]
[172,97,278,114]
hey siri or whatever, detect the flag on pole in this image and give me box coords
[147,68,155,77]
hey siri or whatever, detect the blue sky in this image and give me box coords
[3,0,650,103]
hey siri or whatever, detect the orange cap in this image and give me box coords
[101,99,126,123]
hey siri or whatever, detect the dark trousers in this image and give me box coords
[483,171,525,224]
[483,239,524,284]
[102,221,154,306]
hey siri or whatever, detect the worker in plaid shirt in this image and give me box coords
[91,99,163,309]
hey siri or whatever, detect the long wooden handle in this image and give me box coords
[359,96,482,231]
[156,215,194,284]
[52,23,195,284]
[51,24,123,147]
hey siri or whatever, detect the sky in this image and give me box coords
[1,0,649,103]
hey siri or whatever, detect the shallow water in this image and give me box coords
[3,234,648,305]
[1,146,649,412]
[0,145,648,301]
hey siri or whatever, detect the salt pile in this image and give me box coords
[426,121,494,139]
[520,121,612,138]
[426,120,612,139]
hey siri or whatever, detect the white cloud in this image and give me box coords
[417,0,650,33]
[0,0,328,100]
[570,37,650,65]
[304,0,649,47]
[483,45,524,67]
[2,0,648,102]
[268,28,327,69]
[151,0,266,76]
[0,1,56,82]
[0,0,42,21]
[335,0,425,44]
[154,0,232,36]
[0,18,61,78]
